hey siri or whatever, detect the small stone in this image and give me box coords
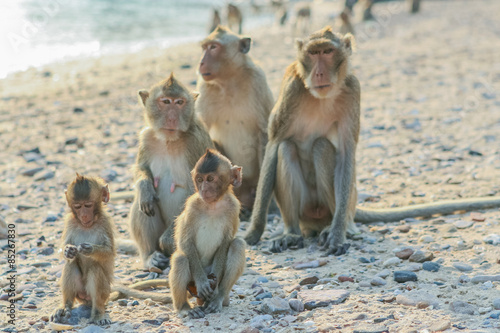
[359,257,371,263]
[35,170,55,181]
[429,320,451,332]
[255,292,272,301]
[493,298,500,310]
[395,248,414,260]
[338,275,354,283]
[483,234,500,245]
[44,214,58,222]
[471,275,500,284]
[396,295,416,306]
[490,311,500,319]
[143,320,161,326]
[364,236,377,244]
[352,325,389,333]
[479,307,492,314]
[394,271,418,283]
[354,313,367,320]
[293,259,328,270]
[416,301,430,309]
[73,107,84,113]
[257,276,268,283]
[405,263,422,271]
[80,325,106,333]
[419,235,434,243]
[422,262,440,272]
[454,220,473,229]
[359,281,372,288]
[23,152,42,162]
[37,247,54,256]
[470,212,485,222]
[117,299,128,306]
[100,169,118,182]
[409,250,434,263]
[370,277,386,286]
[21,167,44,177]
[299,276,319,285]
[450,301,477,315]
[289,299,304,312]
[394,225,411,233]
[376,269,390,279]
[458,275,470,283]
[299,289,349,310]
[453,262,473,272]
[261,297,292,315]
[383,257,402,267]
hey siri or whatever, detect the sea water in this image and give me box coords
[0,0,274,79]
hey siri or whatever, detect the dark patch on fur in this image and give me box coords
[72,174,91,202]
[196,149,220,174]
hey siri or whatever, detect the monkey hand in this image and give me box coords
[196,278,215,301]
[77,243,94,256]
[138,179,158,217]
[319,229,351,256]
[64,244,78,260]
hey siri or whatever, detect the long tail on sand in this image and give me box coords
[355,196,500,223]
[111,279,170,303]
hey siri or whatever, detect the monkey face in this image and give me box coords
[199,42,222,81]
[152,96,190,140]
[72,201,96,227]
[195,173,225,204]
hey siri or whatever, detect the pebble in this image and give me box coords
[458,275,471,283]
[21,167,44,177]
[117,299,128,306]
[34,170,55,181]
[338,275,354,283]
[359,281,372,288]
[419,235,434,243]
[376,269,391,279]
[257,277,268,283]
[299,289,350,310]
[470,212,485,222]
[493,298,500,310]
[409,250,434,263]
[394,225,411,233]
[490,311,500,319]
[81,325,106,333]
[383,257,402,267]
[450,301,477,315]
[44,214,58,222]
[364,236,377,244]
[471,275,500,284]
[370,277,387,286]
[395,248,414,260]
[453,262,473,272]
[250,314,273,329]
[100,169,118,182]
[299,276,319,285]
[289,299,304,312]
[293,259,328,270]
[37,247,54,256]
[480,281,494,290]
[429,320,451,332]
[479,307,492,314]
[359,257,371,263]
[394,271,418,283]
[352,325,389,333]
[454,220,473,229]
[255,292,272,301]
[422,262,440,272]
[483,234,500,245]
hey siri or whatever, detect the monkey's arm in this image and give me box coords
[210,237,231,287]
[134,138,158,217]
[78,239,113,261]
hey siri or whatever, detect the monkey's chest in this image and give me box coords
[150,154,191,193]
[195,219,225,268]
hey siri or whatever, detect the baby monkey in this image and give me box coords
[51,174,115,325]
[169,149,246,318]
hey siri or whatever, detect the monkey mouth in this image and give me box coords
[81,220,93,228]
[315,84,332,89]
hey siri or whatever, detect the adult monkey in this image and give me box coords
[196,26,274,212]
[244,26,500,255]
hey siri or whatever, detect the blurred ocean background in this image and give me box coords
[0,0,275,78]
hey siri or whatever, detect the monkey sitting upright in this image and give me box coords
[51,174,115,325]
[169,149,246,319]
[130,74,213,275]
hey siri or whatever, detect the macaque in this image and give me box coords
[244,26,500,255]
[362,0,374,21]
[130,74,213,275]
[196,26,274,212]
[293,4,311,35]
[169,149,246,318]
[51,174,115,325]
[339,9,355,36]
[227,3,243,34]
[209,8,221,34]
[409,0,420,13]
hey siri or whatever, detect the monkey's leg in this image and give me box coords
[204,238,246,314]
[51,263,79,323]
[130,200,169,271]
[87,267,111,325]
[272,140,306,253]
[169,252,204,319]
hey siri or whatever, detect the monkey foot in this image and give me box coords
[244,229,263,246]
[90,315,111,326]
[188,306,205,319]
[146,251,169,272]
[270,234,304,253]
[318,229,351,255]
[203,297,223,314]
[50,307,71,323]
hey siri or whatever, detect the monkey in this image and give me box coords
[344,0,358,14]
[362,0,375,21]
[51,174,115,325]
[169,149,246,319]
[293,4,311,35]
[339,9,355,36]
[129,73,213,276]
[209,8,221,34]
[195,26,274,212]
[227,3,243,34]
[244,26,500,255]
[409,0,420,14]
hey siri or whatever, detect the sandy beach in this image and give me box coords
[1,0,500,332]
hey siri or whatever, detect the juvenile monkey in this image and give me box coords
[227,3,243,34]
[293,4,312,35]
[130,74,213,274]
[245,26,500,254]
[51,174,115,325]
[169,149,246,319]
[196,26,274,211]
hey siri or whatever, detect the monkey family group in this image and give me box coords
[51,22,500,326]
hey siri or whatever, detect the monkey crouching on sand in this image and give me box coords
[169,149,246,319]
[51,174,115,326]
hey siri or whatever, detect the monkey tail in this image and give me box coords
[110,279,171,303]
[354,196,500,223]
[110,190,135,202]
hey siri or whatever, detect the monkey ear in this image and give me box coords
[343,33,356,55]
[192,91,200,101]
[239,37,251,54]
[230,166,243,188]
[102,184,110,203]
[138,90,150,106]
[64,189,70,206]
[295,39,304,51]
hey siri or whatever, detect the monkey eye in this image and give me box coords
[74,204,82,209]
[176,99,184,105]
[84,203,92,208]
[323,48,334,54]
[207,175,214,182]
[210,44,217,50]
[308,50,320,55]
[160,98,171,104]
[197,177,203,183]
